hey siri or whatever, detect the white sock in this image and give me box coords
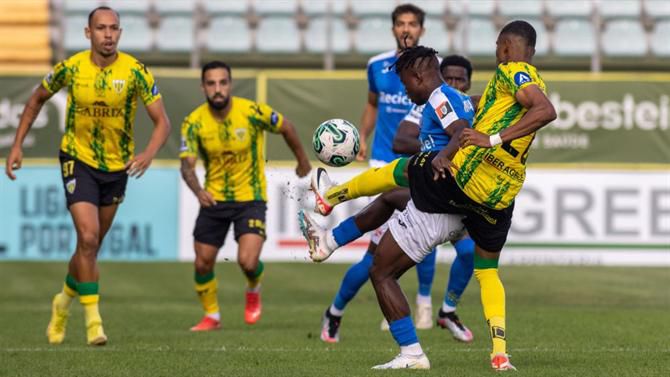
[416,294,432,306]
[400,342,424,356]
[325,231,339,251]
[247,285,261,293]
[205,312,221,321]
[441,302,456,313]
[329,304,344,317]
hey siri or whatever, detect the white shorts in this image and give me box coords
[389,199,466,263]
[368,159,397,245]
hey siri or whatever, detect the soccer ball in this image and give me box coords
[312,119,360,167]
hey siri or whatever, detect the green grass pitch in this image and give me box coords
[0,262,668,376]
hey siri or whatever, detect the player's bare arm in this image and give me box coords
[279,118,311,177]
[356,91,378,160]
[392,121,421,155]
[459,85,556,148]
[430,119,469,180]
[125,98,171,178]
[5,85,53,180]
[180,156,216,207]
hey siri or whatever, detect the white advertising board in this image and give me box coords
[178,167,670,266]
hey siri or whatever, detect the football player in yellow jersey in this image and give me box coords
[5,7,171,346]
[180,61,311,331]
[307,21,556,371]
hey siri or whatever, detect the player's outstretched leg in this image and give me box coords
[437,237,475,342]
[46,274,77,344]
[300,188,410,262]
[310,158,409,216]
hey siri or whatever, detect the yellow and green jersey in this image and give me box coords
[42,50,161,172]
[179,98,284,202]
[453,62,547,210]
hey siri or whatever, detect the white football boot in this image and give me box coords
[371,353,430,370]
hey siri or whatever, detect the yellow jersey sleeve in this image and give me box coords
[179,114,200,159]
[133,63,161,106]
[42,60,73,94]
[251,102,284,133]
[499,62,540,96]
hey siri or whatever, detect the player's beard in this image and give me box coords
[396,34,417,49]
[207,94,229,111]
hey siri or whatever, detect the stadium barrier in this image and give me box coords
[1,70,668,264]
[1,165,668,265]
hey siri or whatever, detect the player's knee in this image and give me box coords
[369,263,391,286]
[194,258,214,275]
[77,231,100,253]
[237,258,257,275]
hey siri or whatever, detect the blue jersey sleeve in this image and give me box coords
[367,63,378,93]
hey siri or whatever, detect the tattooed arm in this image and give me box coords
[180,157,216,207]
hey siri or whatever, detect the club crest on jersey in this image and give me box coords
[66,179,76,194]
[113,79,125,93]
[436,101,453,119]
[514,72,531,86]
[235,128,247,140]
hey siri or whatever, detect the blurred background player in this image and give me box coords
[319,3,439,339]
[4,6,171,345]
[180,61,311,331]
[307,55,478,344]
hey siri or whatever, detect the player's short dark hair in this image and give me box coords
[201,60,232,82]
[392,4,425,27]
[88,6,120,27]
[393,45,439,75]
[500,20,536,48]
[440,55,473,80]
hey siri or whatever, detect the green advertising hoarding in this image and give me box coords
[1,70,668,165]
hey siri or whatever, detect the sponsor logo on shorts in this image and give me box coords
[112,195,125,204]
[66,179,76,194]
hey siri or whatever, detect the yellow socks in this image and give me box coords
[195,272,220,317]
[325,157,409,205]
[474,255,506,357]
[55,274,78,310]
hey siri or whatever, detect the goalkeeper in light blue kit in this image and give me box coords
[300,3,477,344]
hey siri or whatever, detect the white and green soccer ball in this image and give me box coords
[312,119,360,167]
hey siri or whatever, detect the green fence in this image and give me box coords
[1,69,668,165]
